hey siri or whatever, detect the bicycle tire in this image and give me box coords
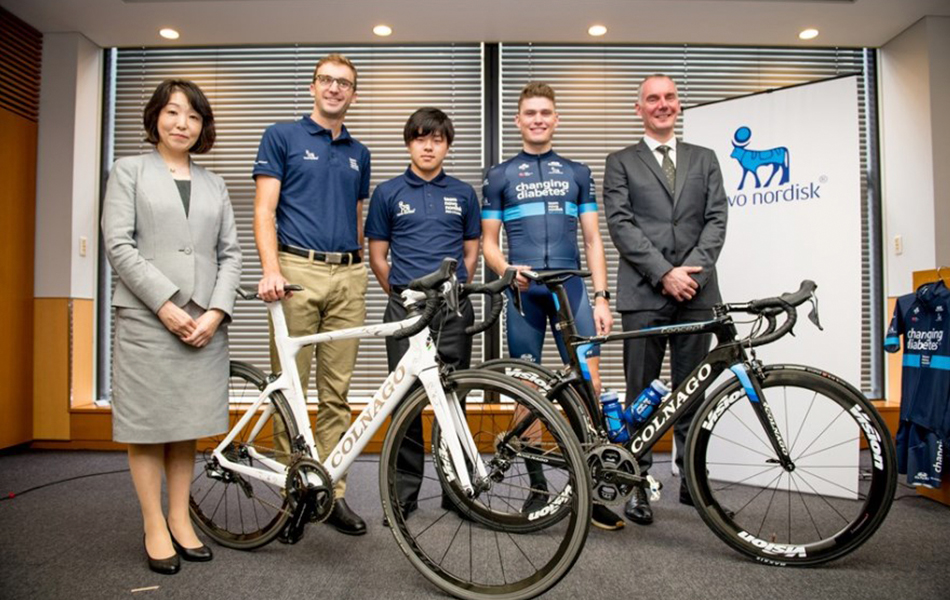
[190,360,298,550]
[380,369,591,600]
[686,364,896,566]
[477,358,595,447]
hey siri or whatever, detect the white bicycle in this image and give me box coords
[188,260,592,600]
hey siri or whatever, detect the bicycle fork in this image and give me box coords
[730,362,795,471]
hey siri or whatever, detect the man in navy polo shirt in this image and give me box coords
[365,108,480,522]
[253,53,371,536]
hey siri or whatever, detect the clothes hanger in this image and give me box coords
[938,265,950,286]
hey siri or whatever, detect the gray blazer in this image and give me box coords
[603,139,728,312]
[102,151,242,317]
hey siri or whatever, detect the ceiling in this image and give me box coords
[2,0,949,48]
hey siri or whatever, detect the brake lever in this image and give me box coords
[512,285,524,317]
[807,292,823,331]
[443,279,461,317]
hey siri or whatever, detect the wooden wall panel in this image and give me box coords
[0,108,37,449]
[33,298,70,440]
[71,299,94,407]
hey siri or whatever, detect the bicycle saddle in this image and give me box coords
[522,269,591,286]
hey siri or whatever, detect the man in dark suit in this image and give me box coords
[603,74,728,525]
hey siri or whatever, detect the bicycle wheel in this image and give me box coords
[686,364,896,566]
[190,361,298,550]
[477,358,595,447]
[380,370,591,600]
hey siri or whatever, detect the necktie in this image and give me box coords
[657,145,676,192]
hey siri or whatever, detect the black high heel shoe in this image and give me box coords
[144,534,180,575]
[170,533,213,562]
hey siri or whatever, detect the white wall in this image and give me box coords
[880,16,950,296]
[34,32,102,300]
[929,18,950,268]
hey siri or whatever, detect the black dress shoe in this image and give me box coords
[679,480,695,507]
[171,533,213,562]
[591,504,625,531]
[144,535,180,575]
[326,499,367,536]
[624,487,654,525]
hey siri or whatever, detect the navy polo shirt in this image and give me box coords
[252,115,371,253]
[365,168,481,286]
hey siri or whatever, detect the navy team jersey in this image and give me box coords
[885,280,950,487]
[884,280,950,437]
[482,150,596,270]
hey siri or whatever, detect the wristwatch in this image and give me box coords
[593,290,611,301]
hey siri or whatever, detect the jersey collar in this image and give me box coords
[300,115,352,142]
[402,166,448,187]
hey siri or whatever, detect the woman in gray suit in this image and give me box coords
[102,79,241,575]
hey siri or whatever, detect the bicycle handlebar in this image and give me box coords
[725,280,818,347]
[392,258,458,340]
[461,268,517,335]
[236,284,304,301]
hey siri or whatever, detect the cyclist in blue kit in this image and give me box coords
[482,82,623,531]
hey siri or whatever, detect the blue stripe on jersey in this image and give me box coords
[932,355,950,370]
[884,335,900,347]
[503,202,546,222]
[565,202,578,217]
[579,202,598,214]
[904,354,921,368]
[482,209,503,220]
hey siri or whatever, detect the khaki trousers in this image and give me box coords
[270,252,367,496]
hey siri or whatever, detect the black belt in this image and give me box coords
[278,243,361,264]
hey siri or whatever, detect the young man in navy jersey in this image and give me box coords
[482,82,623,530]
[253,53,371,536]
[366,108,481,523]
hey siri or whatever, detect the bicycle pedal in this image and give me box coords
[647,475,662,502]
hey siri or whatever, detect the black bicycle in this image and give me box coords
[451,269,896,567]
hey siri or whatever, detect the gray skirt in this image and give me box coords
[112,303,229,444]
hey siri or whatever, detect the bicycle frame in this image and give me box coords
[212,294,487,496]
[545,282,794,468]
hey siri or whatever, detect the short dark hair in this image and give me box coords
[313,53,358,90]
[518,82,556,111]
[142,79,216,154]
[403,107,455,146]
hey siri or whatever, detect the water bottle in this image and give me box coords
[625,380,670,427]
[600,389,630,443]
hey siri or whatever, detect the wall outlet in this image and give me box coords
[893,235,903,255]
[79,236,87,257]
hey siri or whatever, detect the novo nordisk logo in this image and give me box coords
[730,126,789,189]
[727,125,822,209]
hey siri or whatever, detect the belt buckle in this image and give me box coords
[325,251,345,264]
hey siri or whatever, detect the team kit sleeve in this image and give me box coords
[364,184,392,241]
[481,166,506,221]
[463,185,482,239]
[359,149,372,200]
[251,124,286,180]
[884,300,904,353]
[577,163,598,214]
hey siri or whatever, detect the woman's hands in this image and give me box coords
[157,301,225,348]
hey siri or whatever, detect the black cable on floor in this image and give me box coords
[0,456,387,502]
[1,468,130,501]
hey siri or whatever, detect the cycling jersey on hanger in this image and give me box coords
[885,279,950,487]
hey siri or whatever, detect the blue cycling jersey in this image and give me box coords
[482,150,597,270]
[884,280,950,438]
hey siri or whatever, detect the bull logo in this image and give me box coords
[730,126,790,190]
